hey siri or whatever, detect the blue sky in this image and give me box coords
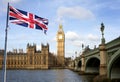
[0,0,120,58]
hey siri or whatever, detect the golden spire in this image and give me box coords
[59,24,63,29]
[58,24,63,32]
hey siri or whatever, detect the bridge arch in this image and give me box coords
[77,60,82,68]
[85,57,100,73]
[108,49,120,79]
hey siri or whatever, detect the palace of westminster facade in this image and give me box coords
[0,24,65,69]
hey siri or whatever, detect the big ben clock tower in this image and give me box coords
[57,24,65,67]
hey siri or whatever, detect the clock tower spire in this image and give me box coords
[57,24,65,67]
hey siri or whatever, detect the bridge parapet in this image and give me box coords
[106,36,120,50]
[84,48,99,57]
[83,37,120,59]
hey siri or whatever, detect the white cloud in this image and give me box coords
[0,0,21,16]
[51,37,56,42]
[65,31,80,41]
[65,31,84,47]
[72,40,83,47]
[3,0,21,4]
[57,6,95,21]
[65,31,100,48]
[87,34,99,41]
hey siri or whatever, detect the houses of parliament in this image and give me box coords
[0,24,65,69]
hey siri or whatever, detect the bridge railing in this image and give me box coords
[84,48,99,57]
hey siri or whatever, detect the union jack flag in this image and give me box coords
[9,6,48,34]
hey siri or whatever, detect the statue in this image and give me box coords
[100,23,105,44]
[101,23,104,37]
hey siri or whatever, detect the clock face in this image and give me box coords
[59,35,62,39]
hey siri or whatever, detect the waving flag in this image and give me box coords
[9,6,48,34]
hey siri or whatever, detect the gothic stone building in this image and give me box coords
[0,24,65,69]
[0,43,57,69]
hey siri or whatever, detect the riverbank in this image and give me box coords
[69,68,120,82]
[94,75,120,82]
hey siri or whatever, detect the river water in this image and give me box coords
[0,69,95,82]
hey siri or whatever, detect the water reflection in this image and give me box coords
[0,69,95,82]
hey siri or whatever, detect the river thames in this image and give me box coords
[0,69,95,82]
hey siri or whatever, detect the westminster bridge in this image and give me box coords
[73,24,120,80]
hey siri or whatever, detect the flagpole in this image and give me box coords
[3,2,9,82]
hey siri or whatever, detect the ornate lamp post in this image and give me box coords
[99,23,107,76]
[100,23,105,44]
